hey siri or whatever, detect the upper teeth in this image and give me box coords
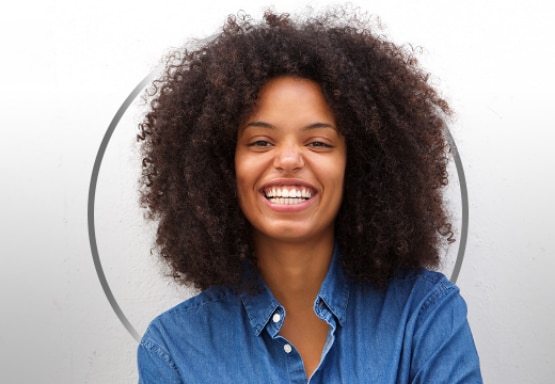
[265,187,312,199]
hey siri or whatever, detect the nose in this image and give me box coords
[273,143,304,173]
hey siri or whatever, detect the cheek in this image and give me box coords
[325,154,346,182]
[234,157,257,205]
[329,159,347,203]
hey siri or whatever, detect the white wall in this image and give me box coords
[1,0,553,382]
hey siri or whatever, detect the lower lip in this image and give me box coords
[261,194,316,213]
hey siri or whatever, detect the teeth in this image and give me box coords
[268,197,305,205]
[265,186,313,201]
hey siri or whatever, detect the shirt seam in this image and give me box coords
[140,336,179,371]
[415,275,457,327]
[161,288,234,318]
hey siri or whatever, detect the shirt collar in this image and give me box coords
[239,243,350,336]
[316,242,350,326]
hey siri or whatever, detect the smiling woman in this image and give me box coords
[235,76,346,246]
[137,7,482,383]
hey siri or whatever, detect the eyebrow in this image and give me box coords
[242,121,337,131]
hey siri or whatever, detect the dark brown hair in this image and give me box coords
[139,7,454,290]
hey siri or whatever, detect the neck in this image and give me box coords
[254,234,334,308]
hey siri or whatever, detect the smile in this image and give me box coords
[263,186,314,205]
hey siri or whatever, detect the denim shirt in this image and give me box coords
[138,247,482,383]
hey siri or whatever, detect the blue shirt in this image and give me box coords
[138,247,482,383]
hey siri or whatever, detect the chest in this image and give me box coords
[172,316,411,384]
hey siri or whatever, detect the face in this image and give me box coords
[235,76,346,245]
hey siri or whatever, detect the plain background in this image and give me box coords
[1,0,554,382]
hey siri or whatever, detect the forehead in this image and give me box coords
[256,76,325,102]
[244,76,335,123]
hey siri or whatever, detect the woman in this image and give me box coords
[137,8,482,383]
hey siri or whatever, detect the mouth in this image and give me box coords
[263,186,315,205]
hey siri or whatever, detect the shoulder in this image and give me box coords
[386,270,482,382]
[382,268,469,330]
[391,267,453,287]
[163,286,239,315]
[387,268,459,300]
[141,286,241,347]
[137,287,245,382]
[394,269,464,313]
[351,268,466,324]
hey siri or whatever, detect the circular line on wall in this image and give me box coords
[88,70,469,343]
[88,68,160,342]
[445,130,469,283]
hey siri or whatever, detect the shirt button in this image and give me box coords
[283,344,292,353]
[272,313,281,323]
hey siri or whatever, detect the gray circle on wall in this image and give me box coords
[88,69,469,343]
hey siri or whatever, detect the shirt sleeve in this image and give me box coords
[137,336,183,384]
[410,278,483,384]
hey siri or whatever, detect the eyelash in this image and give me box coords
[308,141,332,148]
[247,140,333,148]
[247,140,273,147]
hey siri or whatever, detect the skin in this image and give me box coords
[235,76,347,377]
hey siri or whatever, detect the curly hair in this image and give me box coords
[138,7,454,290]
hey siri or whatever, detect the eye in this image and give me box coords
[248,140,273,147]
[307,141,332,148]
